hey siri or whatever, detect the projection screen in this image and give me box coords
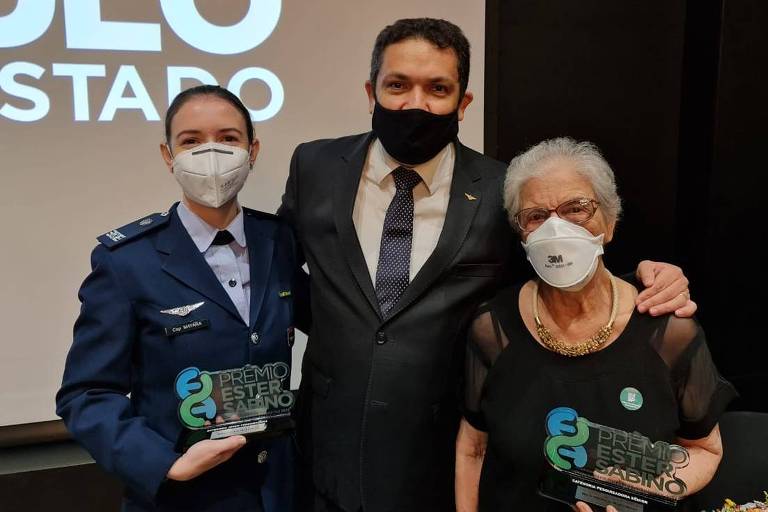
[0,0,485,426]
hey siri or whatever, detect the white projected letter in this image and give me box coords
[0,0,55,48]
[64,0,161,51]
[52,64,107,121]
[0,62,49,122]
[99,66,160,121]
[228,68,284,122]
[167,67,218,106]
[160,0,281,55]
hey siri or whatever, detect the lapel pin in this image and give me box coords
[464,193,477,201]
[160,302,205,316]
[278,291,292,298]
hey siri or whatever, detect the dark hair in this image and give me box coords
[370,18,471,97]
[164,85,254,145]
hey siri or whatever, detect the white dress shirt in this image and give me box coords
[353,139,454,284]
[177,201,251,325]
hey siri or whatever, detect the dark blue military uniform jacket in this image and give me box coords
[56,203,308,511]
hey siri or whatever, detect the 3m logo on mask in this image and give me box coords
[548,255,564,264]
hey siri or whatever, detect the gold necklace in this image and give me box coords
[532,271,618,357]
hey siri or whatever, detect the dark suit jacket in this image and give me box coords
[279,133,523,512]
[56,204,307,512]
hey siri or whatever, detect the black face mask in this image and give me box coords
[371,102,459,165]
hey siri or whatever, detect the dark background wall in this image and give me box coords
[485,0,767,411]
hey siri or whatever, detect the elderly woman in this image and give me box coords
[455,138,737,511]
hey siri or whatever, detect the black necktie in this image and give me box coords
[375,166,422,318]
[211,230,234,246]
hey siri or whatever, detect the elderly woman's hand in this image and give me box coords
[574,501,617,512]
[635,260,697,317]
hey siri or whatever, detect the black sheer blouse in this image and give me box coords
[463,283,737,511]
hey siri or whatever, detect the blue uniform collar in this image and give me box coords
[177,200,247,252]
[155,203,277,328]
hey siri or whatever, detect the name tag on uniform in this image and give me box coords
[165,319,210,337]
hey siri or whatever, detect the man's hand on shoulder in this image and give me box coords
[635,260,697,318]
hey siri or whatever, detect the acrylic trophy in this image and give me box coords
[174,362,294,451]
[539,407,689,511]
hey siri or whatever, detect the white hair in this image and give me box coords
[503,137,623,229]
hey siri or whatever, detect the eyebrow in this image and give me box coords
[175,129,201,140]
[175,128,244,140]
[218,127,244,135]
[381,73,456,84]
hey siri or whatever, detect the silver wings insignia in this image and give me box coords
[160,302,205,316]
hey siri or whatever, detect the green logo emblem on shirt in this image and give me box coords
[620,387,643,411]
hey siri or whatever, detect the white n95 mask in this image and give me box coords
[521,216,604,291]
[172,142,251,208]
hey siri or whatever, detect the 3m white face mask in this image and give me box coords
[172,142,251,208]
[522,216,605,291]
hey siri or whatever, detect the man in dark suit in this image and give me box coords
[279,19,695,512]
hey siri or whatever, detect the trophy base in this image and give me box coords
[538,468,679,512]
[176,416,295,452]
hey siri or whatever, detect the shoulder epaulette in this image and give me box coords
[97,210,172,249]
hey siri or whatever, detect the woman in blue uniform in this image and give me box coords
[56,85,307,511]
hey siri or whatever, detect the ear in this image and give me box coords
[160,143,174,174]
[365,80,375,114]
[457,90,474,121]
[249,138,260,169]
[603,219,616,244]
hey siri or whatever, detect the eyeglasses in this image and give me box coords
[514,197,600,232]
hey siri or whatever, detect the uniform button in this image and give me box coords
[375,331,387,345]
[228,279,237,287]
[257,450,268,464]
[250,332,260,344]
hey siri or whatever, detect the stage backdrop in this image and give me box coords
[0,0,485,426]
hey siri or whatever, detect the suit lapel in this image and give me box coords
[384,142,482,321]
[156,205,243,323]
[245,214,275,328]
[333,132,382,319]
